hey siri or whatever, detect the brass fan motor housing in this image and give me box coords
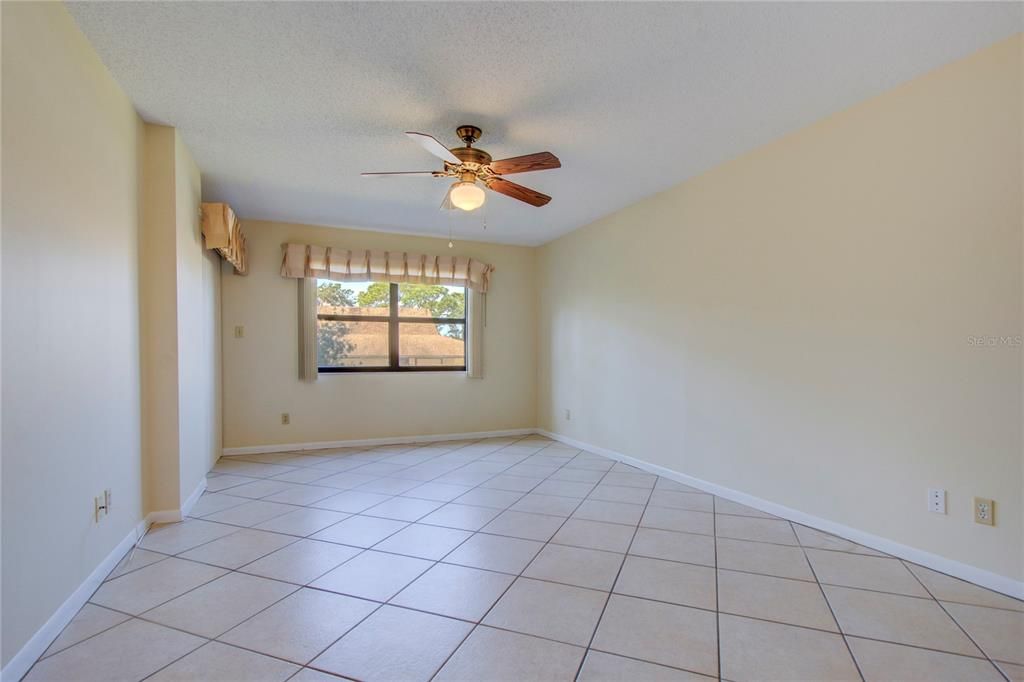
[450,146,492,167]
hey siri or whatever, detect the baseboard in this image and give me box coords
[537,429,1024,601]
[222,428,536,456]
[145,478,207,525]
[1,519,149,682]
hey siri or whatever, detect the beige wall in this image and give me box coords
[174,131,222,504]
[221,221,536,448]
[140,125,218,513]
[1,2,145,665]
[140,125,181,513]
[538,36,1023,583]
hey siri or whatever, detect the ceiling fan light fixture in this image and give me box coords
[449,180,486,211]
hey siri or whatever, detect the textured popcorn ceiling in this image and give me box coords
[69,2,1021,246]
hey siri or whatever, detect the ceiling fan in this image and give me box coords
[362,126,560,211]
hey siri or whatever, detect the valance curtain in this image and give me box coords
[281,243,495,293]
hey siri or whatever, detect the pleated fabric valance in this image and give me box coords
[280,243,495,293]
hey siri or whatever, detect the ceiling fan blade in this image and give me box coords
[405,132,461,164]
[361,171,442,177]
[488,152,561,175]
[485,177,551,207]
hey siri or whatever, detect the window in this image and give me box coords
[316,280,467,372]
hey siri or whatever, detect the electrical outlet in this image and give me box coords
[927,488,946,514]
[564,409,571,421]
[104,489,112,513]
[234,325,245,338]
[973,497,994,525]
[281,412,290,425]
[93,495,108,522]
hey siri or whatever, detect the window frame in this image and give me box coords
[316,281,467,373]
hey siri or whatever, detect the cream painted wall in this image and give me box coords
[140,125,181,513]
[1,2,144,665]
[221,221,536,448]
[174,131,221,504]
[537,36,1023,583]
[140,124,220,512]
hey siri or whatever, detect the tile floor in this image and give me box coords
[23,435,1023,681]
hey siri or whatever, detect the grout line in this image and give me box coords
[901,559,1012,682]
[792,519,866,682]
[713,495,722,681]
[36,436,1018,682]
[571,464,654,681]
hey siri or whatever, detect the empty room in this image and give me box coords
[2,2,1022,681]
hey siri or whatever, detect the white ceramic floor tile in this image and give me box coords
[310,514,407,547]
[42,604,130,658]
[391,563,514,621]
[716,536,815,581]
[524,543,624,591]
[219,588,378,664]
[806,548,930,597]
[943,601,1024,664]
[630,527,716,567]
[253,507,350,537]
[25,619,204,682]
[719,613,860,681]
[908,563,1024,611]
[824,585,982,656]
[188,492,250,517]
[574,499,645,526]
[313,490,392,513]
[434,626,585,682]
[148,641,300,681]
[139,519,239,555]
[239,538,361,585]
[552,518,636,553]
[718,568,838,631]
[311,549,432,601]
[179,528,296,569]
[143,572,297,637]
[847,636,1005,682]
[364,496,444,522]
[579,650,711,681]
[107,548,168,579]
[483,577,607,646]
[372,523,472,560]
[420,503,503,531]
[592,594,718,676]
[715,514,798,545]
[91,557,227,614]
[443,533,544,574]
[312,605,472,682]
[510,492,583,517]
[202,500,298,528]
[614,555,717,610]
[641,507,714,535]
[481,509,566,541]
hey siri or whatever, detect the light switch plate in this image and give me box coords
[927,488,946,514]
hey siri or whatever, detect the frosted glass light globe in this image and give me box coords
[450,181,486,211]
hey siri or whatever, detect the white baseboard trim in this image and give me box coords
[144,478,207,525]
[222,428,536,456]
[537,429,1024,600]
[1,518,149,682]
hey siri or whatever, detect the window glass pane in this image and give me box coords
[397,283,466,318]
[317,280,388,316]
[318,319,389,368]
[399,322,465,367]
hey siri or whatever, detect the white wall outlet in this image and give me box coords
[973,497,994,526]
[564,409,571,421]
[234,325,245,338]
[927,488,946,514]
[104,489,112,513]
[93,495,108,522]
[281,412,291,425]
